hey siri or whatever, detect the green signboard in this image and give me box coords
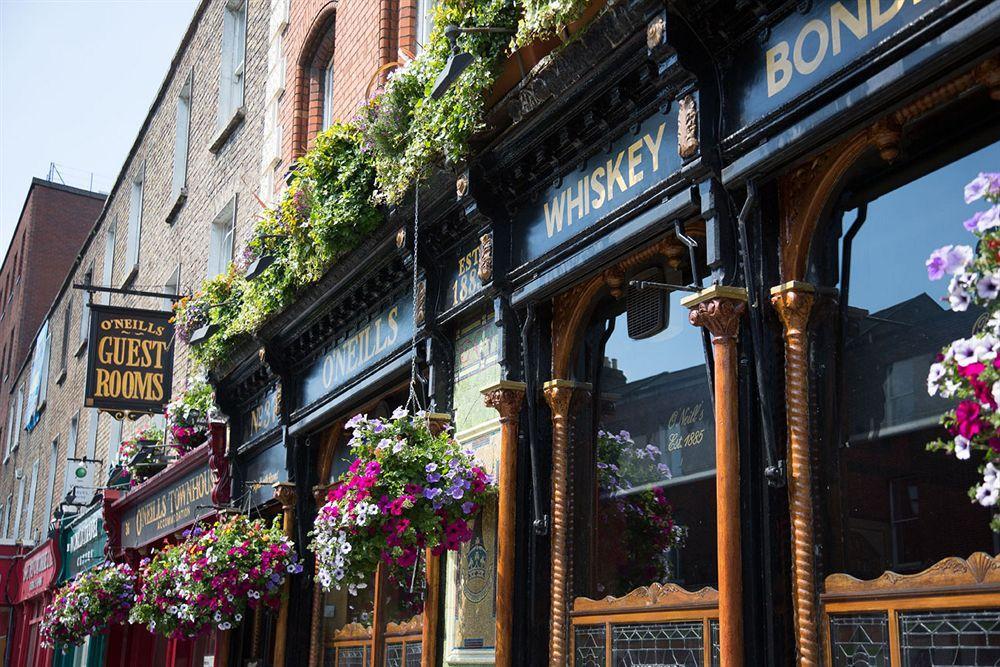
[64,503,107,579]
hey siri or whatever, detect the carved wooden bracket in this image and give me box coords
[209,420,232,507]
[824,552,1000,599]
[574,582,720,614]
[682,285,747,343]
[478,232,493,284]
[481,381,526,423]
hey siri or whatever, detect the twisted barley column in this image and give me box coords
[771,284,819,667]
[310,484,330,667]
[543,380,579,667]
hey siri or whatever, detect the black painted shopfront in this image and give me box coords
[210,1,1000,665]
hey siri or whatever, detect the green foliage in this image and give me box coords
[175,125,381,368]
[515,0,591,46]
[175,1,599,368]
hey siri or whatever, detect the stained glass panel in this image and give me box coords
[830,613,890,667]
[900,609,1000,666]
[575,624,606,667]
[610,621,704,667]
[385,643,403,667]
[405,641,422,667]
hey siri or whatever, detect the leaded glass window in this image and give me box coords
[610,621,705,666]
[829,613,890,667]
[575,625,606,667]
[900,609,1000,666]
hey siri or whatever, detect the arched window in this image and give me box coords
[551,234,721,665]
[293,8,336,157]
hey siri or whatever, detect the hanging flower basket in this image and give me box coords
[924,172,1000,531]
[309,409,495,596]
[165,375,216,455]
[40,561,136,650]
[118,427,167,486]
[595,429,686,592]
[129,514,302,639]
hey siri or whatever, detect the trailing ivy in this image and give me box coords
[174,124,380,368]
[175,0,599,368]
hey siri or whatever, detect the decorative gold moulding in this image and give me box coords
[680,285,748,309]
[769,280,815,296]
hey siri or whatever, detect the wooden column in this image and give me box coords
[771,281,819,667]
[543,379,588,667]
[214,630,231,667]
[370,562,387,667]
[273,481,297,667]
[309,484,330,667]
[481,381,526,667]
[422,412,452,667]
[683,285,747,667]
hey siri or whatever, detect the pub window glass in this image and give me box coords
[324,426,377,667]
[572,281,717,601]
[818,140,1000,581]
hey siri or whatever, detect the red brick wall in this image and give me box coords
[279,0,415,171]
[0,181,104,457]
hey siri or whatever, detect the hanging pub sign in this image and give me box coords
[84,304,175,419]
[298,291,414,410]
[512,106,681,266]
[119,465,214,549]
[723,0,943,135]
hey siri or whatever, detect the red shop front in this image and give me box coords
[104,437,231,667]
[9,538,60,667]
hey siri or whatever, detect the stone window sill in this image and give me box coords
[209,107,245,154]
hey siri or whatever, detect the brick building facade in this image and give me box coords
[0,0,270,547]
[0,180,105,542]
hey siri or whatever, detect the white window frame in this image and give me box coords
[23,458,38,542]
[23,320,51,428]
[219,0,248,127]
[64,413,79,497]
[83,409,99,500]
[126,168,145,276]
[163,264,182,311]
[79,266,93,346]
[12,476,24,542]
[172,71,194,202]
[416,0,438,53]
[208,197,237,278]
[59,299,72,372]
[43,438,57,534]
[109,418,123,468]
[4,397,15,461]
[101,222,116,305]
[322,54,336,130]
[12,385,24,454]
[1,495,10,539]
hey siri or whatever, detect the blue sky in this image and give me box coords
[0,0,199,258]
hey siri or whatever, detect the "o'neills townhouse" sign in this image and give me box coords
[298,292,414,410]
[513,107,681,265]
[119,466,213,548]
[725,0,942,132]
[84,304,175,418]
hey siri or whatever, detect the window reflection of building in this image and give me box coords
[819,144,1000,584]
[575,303,718,602]
[321,390,426,667]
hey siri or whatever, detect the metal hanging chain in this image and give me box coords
[407,183,424,412]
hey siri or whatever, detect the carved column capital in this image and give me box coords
[770,281,816,337]
[482,381,526,423]
[683,286,748,343]
[312,484,330,506]
[542,379,589,418]
[273,481,297,509]
[425,412,452,436]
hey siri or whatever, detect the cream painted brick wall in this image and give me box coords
[0,0,269,543]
